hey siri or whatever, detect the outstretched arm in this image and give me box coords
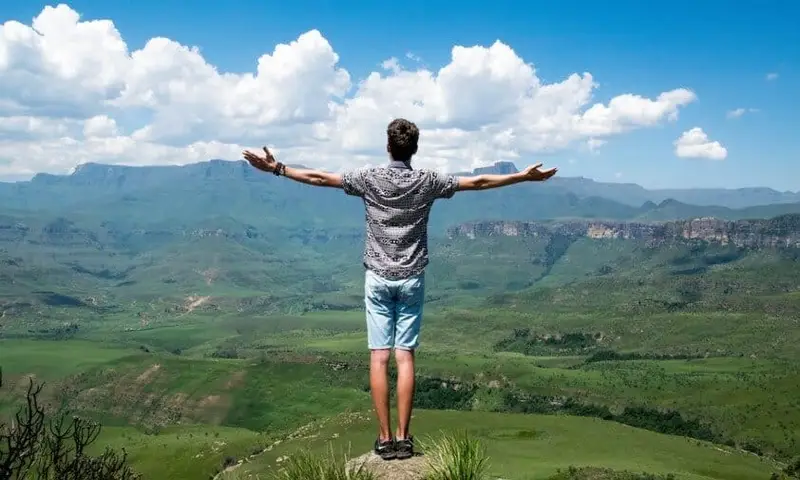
[243,147,343,188]
[282,166,342,188]
[456,163,557,191]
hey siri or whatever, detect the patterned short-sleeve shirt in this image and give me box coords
[342,161,459,280]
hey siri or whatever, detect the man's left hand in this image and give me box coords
[243,147,277,173]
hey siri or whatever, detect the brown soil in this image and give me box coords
[135,364,161,384]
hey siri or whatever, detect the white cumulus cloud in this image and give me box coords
[0,4,699,178]
[674,127,727,160]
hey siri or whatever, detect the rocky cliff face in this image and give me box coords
[447,214,800,249]
[0,215,363,248]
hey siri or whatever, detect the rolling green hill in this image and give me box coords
[230,409,776,480]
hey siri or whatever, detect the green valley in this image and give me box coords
[2,161,800,479]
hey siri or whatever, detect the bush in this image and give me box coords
[414,378,477,410]
[0,367,141,480]
[778,456,800,478]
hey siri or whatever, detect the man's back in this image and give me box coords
[242,116,557,462]
[342,163,458,280]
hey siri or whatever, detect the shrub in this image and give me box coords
[0,367,141,480]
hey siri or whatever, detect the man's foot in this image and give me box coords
[395,436,414,460]
[374,437,396,460]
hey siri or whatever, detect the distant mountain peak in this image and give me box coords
[473,161,518,175]
[452,161,520,176]
[70,162,128,176]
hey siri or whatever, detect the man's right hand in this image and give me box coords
[520,163,558,182]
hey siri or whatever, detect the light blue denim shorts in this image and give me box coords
[364,269,425,351]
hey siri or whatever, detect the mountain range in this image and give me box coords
[1,160,799,238]
[455,161,800,208]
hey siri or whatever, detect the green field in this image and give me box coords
[3,207,800,478]
[0,339,140,379]
[93,425,265,479]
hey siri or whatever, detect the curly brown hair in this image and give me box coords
[386,118,419,162]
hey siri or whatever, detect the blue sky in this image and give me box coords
[1,0,798,190]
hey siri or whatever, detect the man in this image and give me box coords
[243,118,557,461]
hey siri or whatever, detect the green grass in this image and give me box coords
[5,311,800,460]
[265,444,378,480]
[422,430,491,480]
[38,353,369,432]
[231,409,777,480]
[0,338,141,379]
[92,424,267,479]
[410,351,800,456]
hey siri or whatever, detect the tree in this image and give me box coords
[0,367,141,479]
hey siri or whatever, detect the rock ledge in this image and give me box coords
[346,452,430,480]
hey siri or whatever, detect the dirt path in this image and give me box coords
[183,295,210,314]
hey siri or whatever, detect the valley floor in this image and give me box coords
[1,317,796,479]
[3,228,800,479]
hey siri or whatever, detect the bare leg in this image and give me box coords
[370,348,392,441]
[394,348,415,439]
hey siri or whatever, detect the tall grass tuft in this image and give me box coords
[269,443,377,480]
[422,430,490,480]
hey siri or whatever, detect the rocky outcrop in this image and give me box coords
[346,452,430,480]
[447,214,800,249]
